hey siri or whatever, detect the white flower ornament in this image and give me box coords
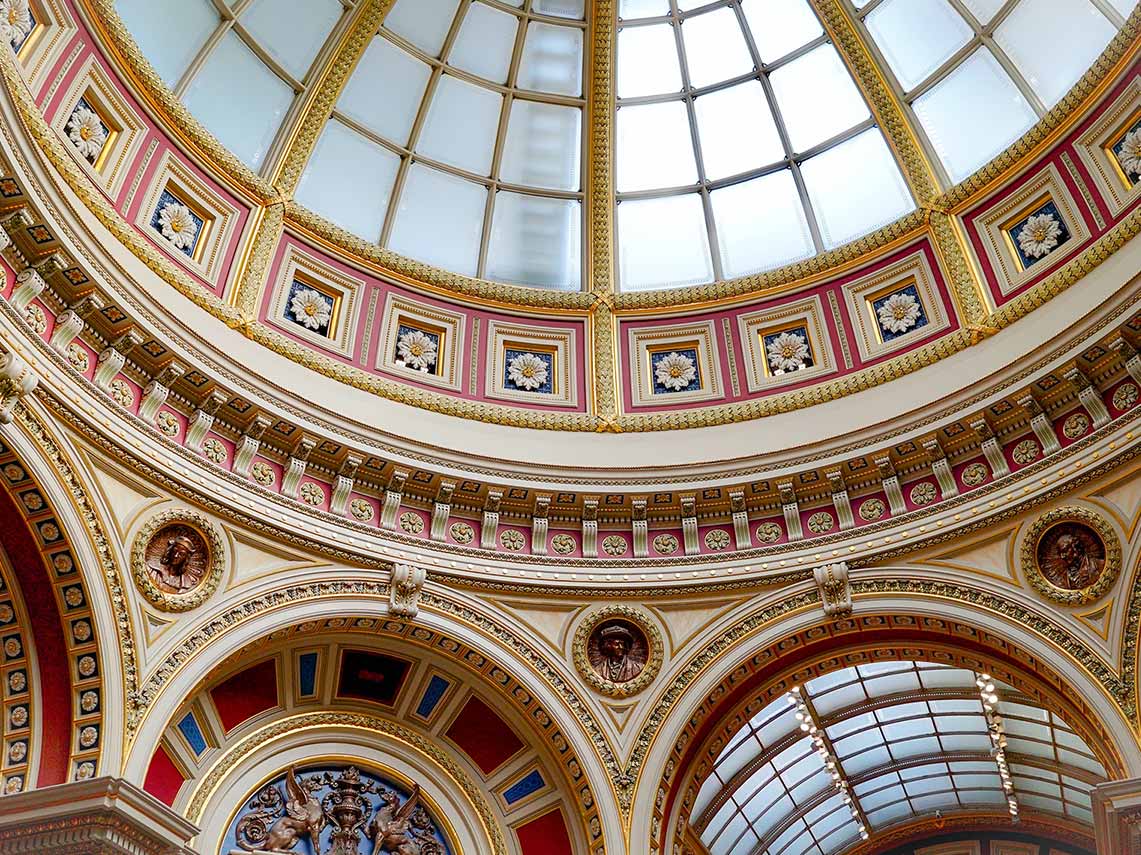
[654,351,696,391]
[507,352,548,391]
[876,291,921,334]
[1017,213,1062,259]
[1,0,32,48]
[67,106,107,161]
[765,331,809,373]
[157,202,199,251]
[289,288,332,331]
[1117,129,1141,178]
[396,329,437,370]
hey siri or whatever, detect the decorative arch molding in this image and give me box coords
[122,594,615,855]
[189,715,505,855]
[624,588,1141,854]
[0,412,114,786]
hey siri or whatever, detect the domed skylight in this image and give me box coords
[113,0,1134,294]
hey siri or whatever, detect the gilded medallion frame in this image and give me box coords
[130,508,225,612]
[572,605,662,698]
[1019,506,1121,606]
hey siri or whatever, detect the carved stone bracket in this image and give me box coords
[0,350,37,424]
[813,561,852,617]
[389,563,427,620]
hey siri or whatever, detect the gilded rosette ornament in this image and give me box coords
[1020,506,1121,605]
[130,509,225,611]
[573,605,662,698]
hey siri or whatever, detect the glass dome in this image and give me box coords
[113,0,1133,293]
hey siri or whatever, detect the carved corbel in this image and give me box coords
[94,329,143,389]
[531,494,550,555]
[138,361,185,425]
[813,561,852,618]
[330,453,362,516]
[1016,391,1061,455]
[778,481,802,541]
[632,497,649,557]
[730,490,751,549]
[380,469,408,530]
[480,490,502,549]
[1111,336,1141,386]
[922,437,957,499]
[827,470,854,530]
[49,292,103,352]
[389,563,427,619]
[186,389,228,451]
[581,496,599,558]
[430,481,455,541]
[874,455,906,516]
[969,415,1009,478]
[10,267,45,312]
[282,436,316,499]
[1064,365,1110,427]
[0,350,38,424]
[681,495,699,556]
[234,415,272,480]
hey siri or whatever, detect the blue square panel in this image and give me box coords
[415,674,450,719]
[285,280,335,338]
[503,769,545,805]
[504,349,554,394]
[651,347,701,395]
[297,651,318,698]
[149,188,205,258]
[1007,199,1071,270]
[177,711,207,756]
[871,283,929,343]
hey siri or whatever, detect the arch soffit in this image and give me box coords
[122,596,617,855]
[0,406,123,783]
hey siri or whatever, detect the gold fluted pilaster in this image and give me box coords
[230,200,286,319]
[929,211,989,327]
[269,0,397,197]
[811,0,941,205]
[587,0,620,422]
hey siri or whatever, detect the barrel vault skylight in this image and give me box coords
[692,661,1106,855]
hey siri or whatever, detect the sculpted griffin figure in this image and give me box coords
[236,767,324,853]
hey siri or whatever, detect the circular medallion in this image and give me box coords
[131,509,224,611]
[573,606,662,698]
[1020,507,1120,605]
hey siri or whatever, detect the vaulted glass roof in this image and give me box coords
[112,0,1133,293]
[691,661,1105,855]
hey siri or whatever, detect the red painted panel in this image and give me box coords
[0,487,70,787]
[515,809,574,855]
[143,745,185,806]
[210,658,279,732]
[444,695,524,776]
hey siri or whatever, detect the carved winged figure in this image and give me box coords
[237,767,325,854]
[366,785,442,855]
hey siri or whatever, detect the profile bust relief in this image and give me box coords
[574,607,662,698]
[1022,506,1121,605]
[131,509,225,611]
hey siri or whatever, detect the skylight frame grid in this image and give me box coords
[331,0,589,287]
[693,661,1110,855]
[844,0,1129,188]
[614,0,909,290]
[168,0,357,174]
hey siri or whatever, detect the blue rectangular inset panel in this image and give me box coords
[298,652,318,698]
[415,675,450,719]
[503,769,545,805]
[177,711,207,756]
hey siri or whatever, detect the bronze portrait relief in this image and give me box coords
[1021,506,1121,605]
[573,606,662,697]
[131,509,225,611]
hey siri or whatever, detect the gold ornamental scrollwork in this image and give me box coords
[573,604,662,698]
[1020,505,1122,606]
[130,508,225,612]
